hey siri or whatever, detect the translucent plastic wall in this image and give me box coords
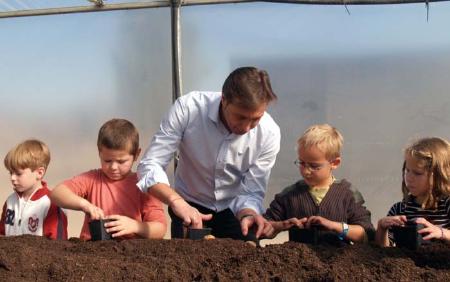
[1,2,450,237]
[181,2,450,226]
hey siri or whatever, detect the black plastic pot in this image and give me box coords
[187,227,212,240]
[289,225,321,245]
[391,222,426,250]
[89,219,113,241]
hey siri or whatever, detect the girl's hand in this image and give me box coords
[306,216,337,232]
[80,199,104,220]
[377,215,407,230]
[104,215,139,238]
[416,217,445,241]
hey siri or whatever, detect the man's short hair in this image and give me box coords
[97,118,139,156]
[4,139,51,172]
[222,66,277,109]
[297,124,343,160]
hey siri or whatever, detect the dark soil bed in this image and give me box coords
[0,235,449,281]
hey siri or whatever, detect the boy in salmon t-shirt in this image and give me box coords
[50,119,166,240]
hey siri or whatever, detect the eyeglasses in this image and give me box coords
[294,159,330,171]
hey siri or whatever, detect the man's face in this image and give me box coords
[220,98,267,135]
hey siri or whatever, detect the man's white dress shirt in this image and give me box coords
[137,91,280,215]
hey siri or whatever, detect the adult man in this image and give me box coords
[137,67,280,240]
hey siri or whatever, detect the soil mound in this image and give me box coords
[0,235,449,281]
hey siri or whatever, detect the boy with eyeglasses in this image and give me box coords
[263,124,374,243]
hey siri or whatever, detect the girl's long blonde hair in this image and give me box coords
[402,137,450,209]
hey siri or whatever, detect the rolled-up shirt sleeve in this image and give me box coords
[137,98,188,193]
[229,126,281,215]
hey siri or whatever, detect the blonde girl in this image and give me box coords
[376,137,450,247]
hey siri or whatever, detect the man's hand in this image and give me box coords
[236,208,274,239]
[80,199,104,220]
[170,198,212,228]
[240,214,272,238]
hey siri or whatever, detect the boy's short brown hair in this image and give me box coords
[4,139,51,172]
[222,66,277,110]
[97,119,139,156]
[297,124,343,160]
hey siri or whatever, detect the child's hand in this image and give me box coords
[268,217,307,239]
[306,216,339,232]
[416,217,446,241]
[80,199,105,220]
[377,215,407,230]
[279,217,308,230]
[104,215,139,238]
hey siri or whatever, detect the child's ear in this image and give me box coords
[330,157,341,170]
[133,148,142,161]
[35,167,46,179]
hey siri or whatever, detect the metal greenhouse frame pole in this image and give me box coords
[171,0,182,167]
[0,0,447,19]
[171,0,182,102]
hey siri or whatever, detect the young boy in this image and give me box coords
[1,139,67,240]
[50,118,167,240]
[264,124,374,242]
